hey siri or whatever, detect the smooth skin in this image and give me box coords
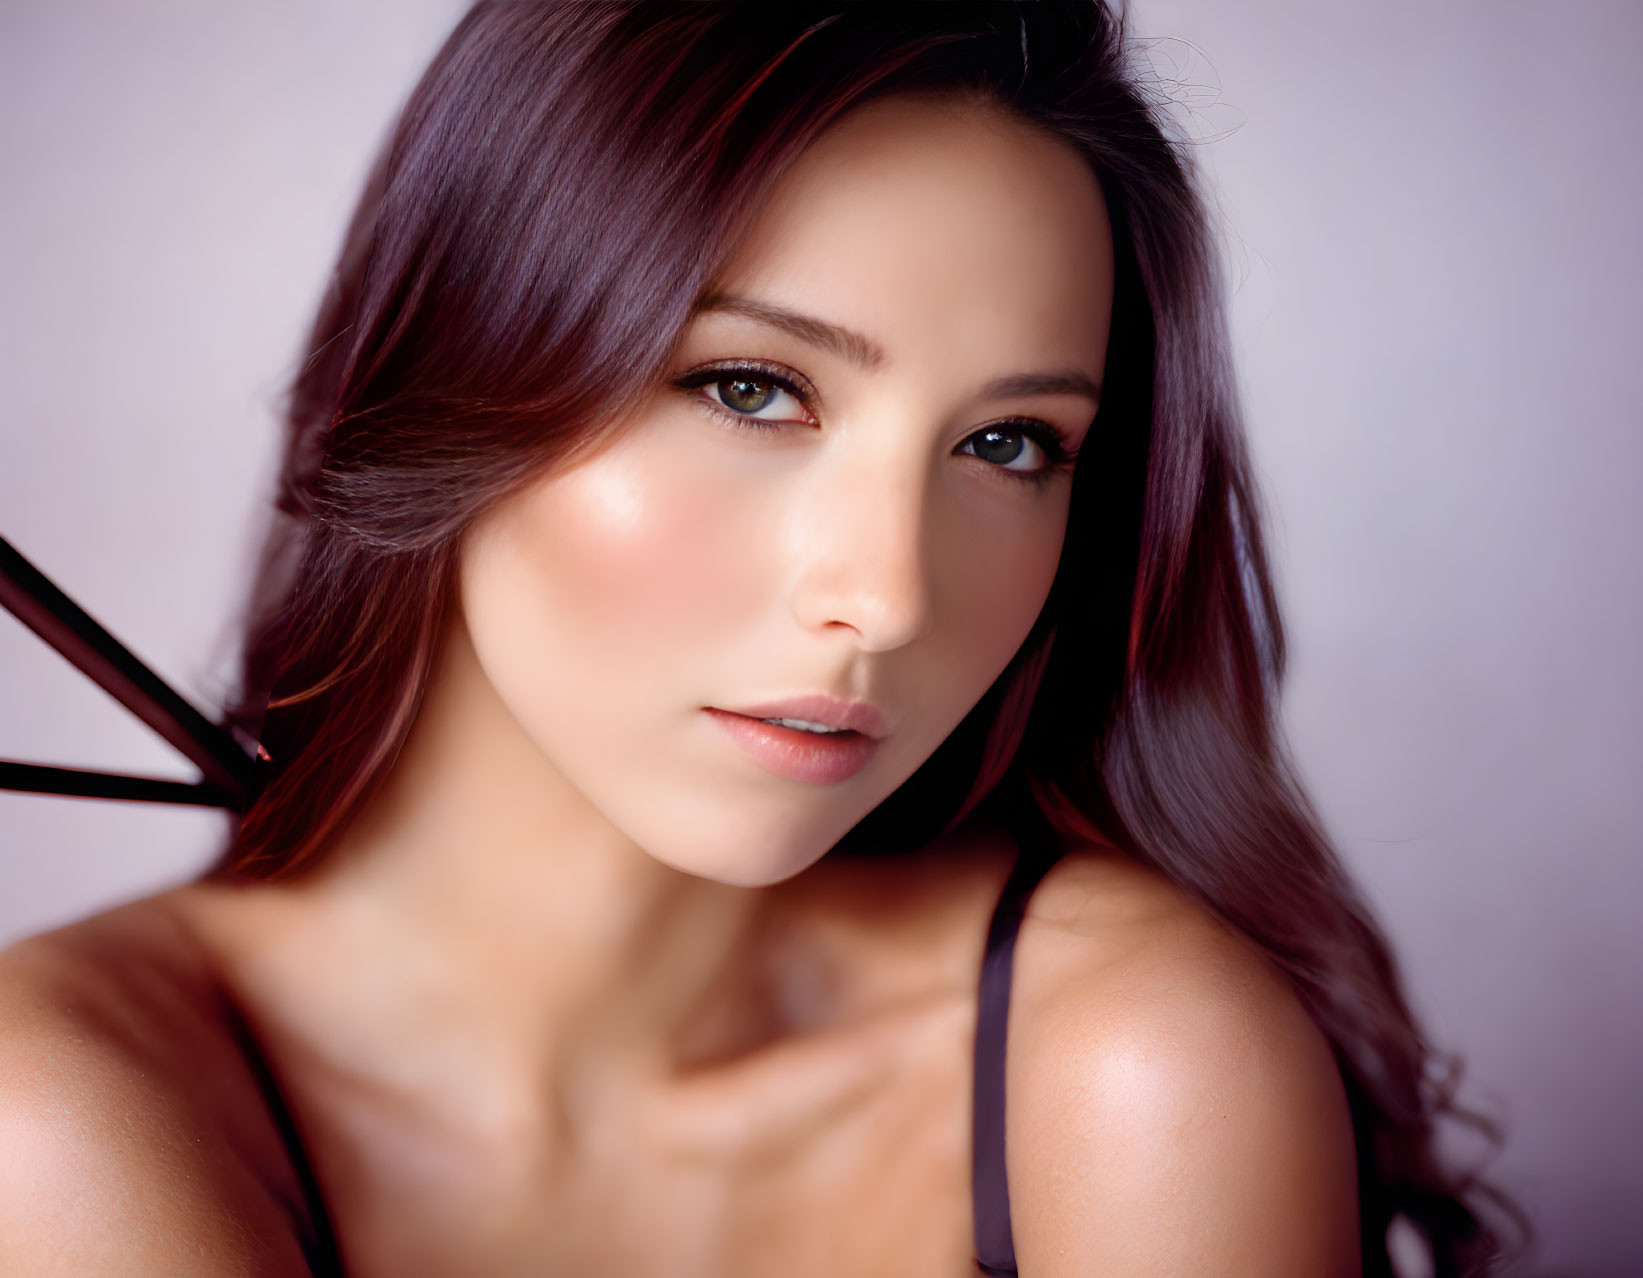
[0,95,1358,1276]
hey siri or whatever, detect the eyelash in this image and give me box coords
[671,359,1079,486]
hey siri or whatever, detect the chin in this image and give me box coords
[624,792,867,888]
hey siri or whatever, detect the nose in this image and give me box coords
[788,446,937,653]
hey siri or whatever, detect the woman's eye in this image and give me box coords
[958,423,1055,475]
[709,376,805,420]
[676,363,814,427]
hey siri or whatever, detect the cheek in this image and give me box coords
[933,496,1068,680]
[479,444,760,656]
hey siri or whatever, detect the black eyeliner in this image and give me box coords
[674,358,817,404]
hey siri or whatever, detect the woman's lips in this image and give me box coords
[702,708,880,784]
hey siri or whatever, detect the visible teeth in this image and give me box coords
[762,717,847,734]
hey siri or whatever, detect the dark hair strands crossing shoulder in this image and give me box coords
[217,3,1527,1271]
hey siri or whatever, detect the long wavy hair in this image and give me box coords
[216,2,1521,1272]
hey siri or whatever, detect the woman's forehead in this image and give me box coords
[704,94,1114,383]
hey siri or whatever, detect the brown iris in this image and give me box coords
[719,377,778,414]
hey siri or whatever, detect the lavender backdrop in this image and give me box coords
[2,3,1638,1273]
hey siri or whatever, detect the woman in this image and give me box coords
[0,2,1515,1274]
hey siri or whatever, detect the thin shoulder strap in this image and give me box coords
[972,806,1062,1276]
[221,998,346,1277]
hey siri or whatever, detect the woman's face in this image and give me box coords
[460,94,1114,886]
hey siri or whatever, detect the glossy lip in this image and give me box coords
[716,694,889,740]
[702,708,881,785]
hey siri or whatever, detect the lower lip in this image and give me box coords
[703,709,880,785]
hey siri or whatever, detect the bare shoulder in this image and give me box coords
[0,896,320,1276]
[1007,840,1361,1277]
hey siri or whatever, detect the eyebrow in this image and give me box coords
[692,291,1102,407]
[976,370,1102,406]
[695,291,888,368]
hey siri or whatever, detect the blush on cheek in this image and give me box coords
[503,446,759,641]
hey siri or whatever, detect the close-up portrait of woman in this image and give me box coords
[2,2,1638,1276]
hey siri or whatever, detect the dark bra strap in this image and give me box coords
[972,805,1062,1276]
[221,996,345,1276]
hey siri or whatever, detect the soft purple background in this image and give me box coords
[1,3,1638,1273]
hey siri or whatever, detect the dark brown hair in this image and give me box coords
[219,3,1521,1271]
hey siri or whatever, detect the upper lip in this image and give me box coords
[713,694,889,740]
